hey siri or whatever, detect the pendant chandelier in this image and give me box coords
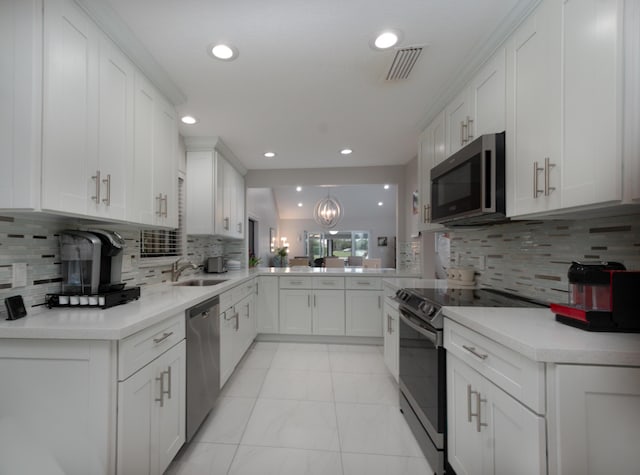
[313,190,343,229]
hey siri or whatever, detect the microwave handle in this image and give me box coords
[481,142,496,213]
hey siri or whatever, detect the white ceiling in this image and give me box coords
[271,184,397,220]
[102,0,533,171]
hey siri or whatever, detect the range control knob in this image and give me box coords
[427,306,438,317]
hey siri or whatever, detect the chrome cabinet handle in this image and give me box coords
[544,157,556,196]
[467,384,474,422]
[357,281,371,286]
[153,332,173,344]
[162,194,168,217]
[224,217,230,230]
[237,222,242,233]
[423,204,431,223]
[155,370,167,407]
[156,193,163,216]
[378,295,382,309]
[308,294,311,307]
[533,162,544,198]
[476,391,487,433]
[165,366,172,400]
[101,174,111,205]
[460,120,466,146]
[92,170,101,203]
[462,344,488,360]
[313,295,317,307]
[466,116,474,142]
[235,312,239,331]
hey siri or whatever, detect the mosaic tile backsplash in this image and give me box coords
[0,215,242,318]
[397,239,421,274]
[448,213,640,304]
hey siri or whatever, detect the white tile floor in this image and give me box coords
[166,342,433,475]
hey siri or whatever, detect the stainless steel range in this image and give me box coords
[394,287,545,475]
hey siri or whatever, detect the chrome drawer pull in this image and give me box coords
[476,391,488,433]
[153,332,173,344]
[462,345,488,360]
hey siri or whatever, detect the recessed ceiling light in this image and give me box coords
[329,230,339,235]
[378,201,384,206]
[383,184,390,190]
[373,30,400,50]
[208,43,238,61]
[180,115,198,125]
[340,148,353,155]
[297,202,303,207]
[296,186,302,192]
[264,152,276,158]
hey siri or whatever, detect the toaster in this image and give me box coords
[204,256,226,273]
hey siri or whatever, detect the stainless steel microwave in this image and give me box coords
[430,132,506,226]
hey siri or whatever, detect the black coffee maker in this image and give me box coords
[60,229,125,294]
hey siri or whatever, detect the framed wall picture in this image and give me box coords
[412,191,419,215]
[377,236,388,247]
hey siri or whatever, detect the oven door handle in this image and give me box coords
[399,311,442,347]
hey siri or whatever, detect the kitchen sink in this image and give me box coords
[173,279,228,287]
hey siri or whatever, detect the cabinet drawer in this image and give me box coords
[119,313,185,380]
[312,276,345,289]
[346,277,382,290]
[444,318,545,414]
[220,289,233,312]
[279,276,312,289]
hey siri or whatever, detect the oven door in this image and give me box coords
[398,307,446,448]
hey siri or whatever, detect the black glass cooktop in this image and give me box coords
[405,288,548,308]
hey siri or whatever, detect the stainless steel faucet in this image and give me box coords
[171,258,198,282]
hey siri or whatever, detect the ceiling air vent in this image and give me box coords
[385,46,423,81]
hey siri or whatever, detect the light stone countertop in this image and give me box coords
[443,306,640,366]
[0,268,418,340]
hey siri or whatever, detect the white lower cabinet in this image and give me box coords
[279,289,313,335]
[256,276,279,333]
[549,364,640,475]
[383,299,399,382]
[447,353,546,475]
[312,290,345,335]
[345,290,384,337]
[219,280,257,387]
[117,340,185,475]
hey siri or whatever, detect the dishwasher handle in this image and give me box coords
[188,295,220,318]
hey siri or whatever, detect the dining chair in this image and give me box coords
[363,258,381,269]
[288,257,309,267]
[347,256,363,266]
[324,257,345,268]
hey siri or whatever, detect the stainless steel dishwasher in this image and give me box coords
[185,295,220,442]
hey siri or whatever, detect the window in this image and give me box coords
[307,231,369,261]
[140,177,185,259]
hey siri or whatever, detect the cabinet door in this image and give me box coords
[256,276,279,333]
[96,37,133,220]
[445,88,470,156]
[506,0,561,216]
[154,341,186,475]
[117,362,155,475]
[220,309,237,387]
[447,354,484,475]
[561,0,622,208]
[153,95,178,228]
[236,296,255,361]
[551,365,640,475]
[482,377,546,475]
[42,0,99,216]
[279,289,312,335]
[312,290,345,335]
[470,48,506,138]
[129,72,156,225]
[214,154,227,235]
[417,116,445,232]
[345,290,383,337]
[383,301,399,382]
[235,170,246,238]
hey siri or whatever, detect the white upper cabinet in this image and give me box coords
[561,0,622,209]
[185,138,246,239]
[469,48,506,139]
[1,0,180,227]
[505,0,562,217]
[445,88,471,157]
[41,0,100,217]
[417,111,445,231]
[506,0,638,218]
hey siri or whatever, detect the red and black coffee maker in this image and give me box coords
[551,261,640,332]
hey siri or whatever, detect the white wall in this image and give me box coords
[278,217,396,268]
[403,157,419,240]
[246,188,279,266]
